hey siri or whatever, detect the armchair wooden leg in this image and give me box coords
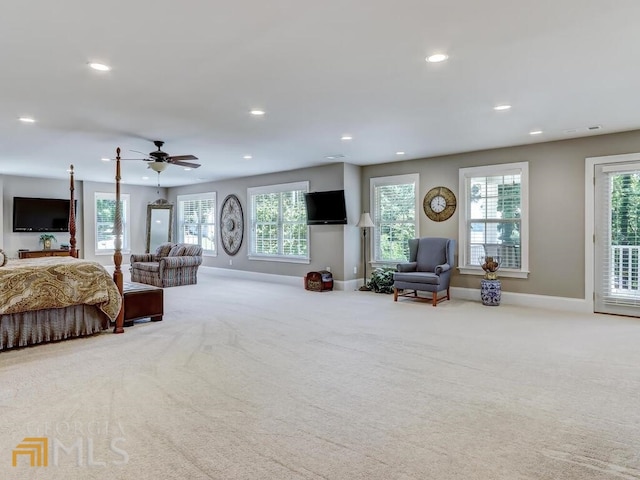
[432,292,437,306]
[394,287,399,301]
[446,287,450,300]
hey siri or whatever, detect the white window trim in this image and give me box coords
[370,173,419,266]
[458,162,529,278]
[247,181,310,263]
[176,192,217,256]
[94,192,131,256]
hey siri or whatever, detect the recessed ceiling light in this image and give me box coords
[19,117,35,123]
[101,157,111,162]
[250,109,265,116]
[341,135,353,141]
[494,105,512,111]
[396,151,405,155]
[88,62,111,71]
[529,130,543,135]
[142,176,150,180]
[243,155,253,159]
[184,168,192,171]
[426,53,449,63]
[325,154,345,160]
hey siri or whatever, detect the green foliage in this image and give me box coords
[377,183,415,261]
[496,183,521,244]
[368,267,396,294]
[39,234,57,247]
[611,173,640,246]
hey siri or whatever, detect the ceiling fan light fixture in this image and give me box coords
[149,161,168,173]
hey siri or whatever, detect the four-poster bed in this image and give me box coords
[0,163,124,350]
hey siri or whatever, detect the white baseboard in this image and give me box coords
[451,287,591,313]
[205,266,353,291]
[202,268,592,312]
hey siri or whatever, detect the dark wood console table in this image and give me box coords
[18,249,78,259]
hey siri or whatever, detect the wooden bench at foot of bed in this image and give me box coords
[122,282,164,327]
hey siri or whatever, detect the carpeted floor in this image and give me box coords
[1,267,640,479]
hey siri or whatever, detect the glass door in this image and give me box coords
[595,162,640,316]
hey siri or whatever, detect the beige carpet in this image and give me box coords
[1,268,640,479]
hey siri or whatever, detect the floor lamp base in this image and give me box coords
[358,285,371,291]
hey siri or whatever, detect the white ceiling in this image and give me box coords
[2,0,640,187]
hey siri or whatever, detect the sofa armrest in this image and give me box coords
[435,263,451,274]
[160,256,203,268]
[396,262,417,272]
[131,253,154,263]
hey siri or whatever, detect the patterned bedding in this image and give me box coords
[0,257,122,321]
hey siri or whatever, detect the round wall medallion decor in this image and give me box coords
[423,186,457,222]
[220,194,244,256]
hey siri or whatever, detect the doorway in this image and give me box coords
[593,159,640,316]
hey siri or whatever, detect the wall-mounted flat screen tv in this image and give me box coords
[13,197,74,232]
[304,189,348,225]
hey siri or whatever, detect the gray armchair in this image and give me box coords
[393,237,456,306]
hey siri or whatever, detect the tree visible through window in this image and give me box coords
[95,192,130,253]
[371,174,418,263]
[177,193,216,254]
[249,182,309,261]
[459,162,528,277]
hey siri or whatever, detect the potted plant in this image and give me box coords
[39,234,57,250]
[368,267,396,294]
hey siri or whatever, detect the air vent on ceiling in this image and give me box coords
[587,125,602,131]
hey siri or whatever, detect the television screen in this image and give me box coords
[13,197,73,232]
[304,190,347,225]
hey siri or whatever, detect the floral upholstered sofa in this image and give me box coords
[130,242,203,288]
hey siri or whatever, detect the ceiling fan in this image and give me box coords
[126,140,201,173]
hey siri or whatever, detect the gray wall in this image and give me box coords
[362,129,640,299]
[168,162,352,281]
[0,175,162,265]
[6,128,640,297]
[81,181,166,265]
[1,176,85,259]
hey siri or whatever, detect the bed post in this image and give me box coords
[113,148,125,334]
[69,164,77,258]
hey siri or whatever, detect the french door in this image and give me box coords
[594,162,640,316]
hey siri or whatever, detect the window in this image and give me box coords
[248,181,309,262]
[95,192,130,254]
[458,162,529,278]
[371,174,419,263]
[177,193,216,255]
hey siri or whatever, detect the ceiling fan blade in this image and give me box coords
[166,154,198,162]
[170,160,201,168]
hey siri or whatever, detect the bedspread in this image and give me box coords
[0,257,122,320]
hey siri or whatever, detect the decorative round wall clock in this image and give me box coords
[220,194,244,256]
[423,186,457,222]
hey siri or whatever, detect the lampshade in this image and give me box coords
[149,161,168,173]
[356,212,375,228]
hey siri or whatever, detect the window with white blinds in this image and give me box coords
[95,192,130,254]
[177,192,216,255]
[595,164,640,312]
[370,174,419,263]
[248,181,309,262]
[458,162,529,277]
